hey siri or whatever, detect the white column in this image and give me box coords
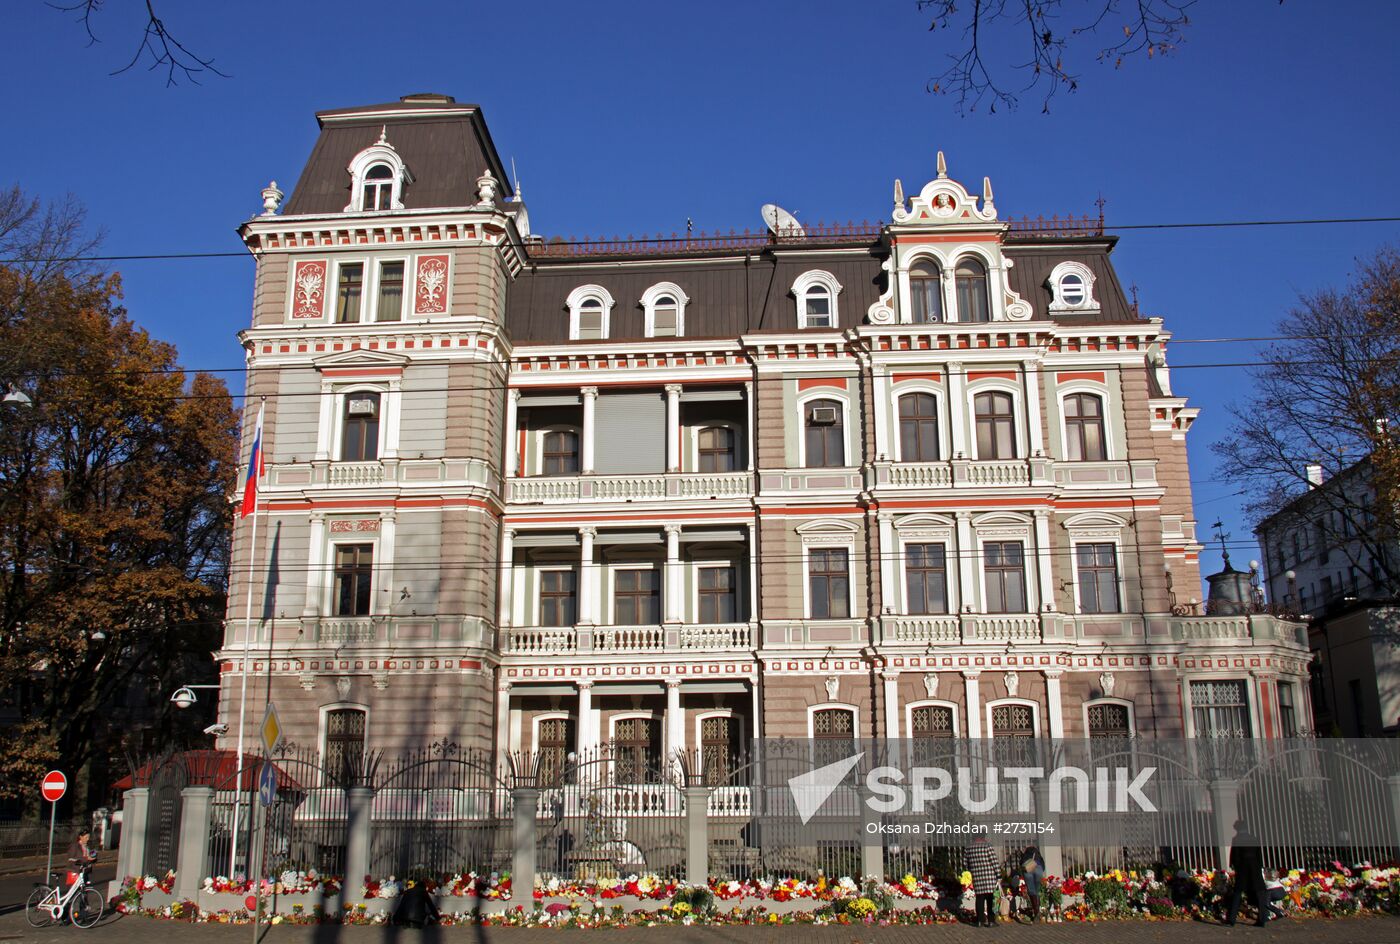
[382,378,402,459]
[947,360,967,457]
[577,681,597,756]
[578,527,597,625]
[580,386,598,474]
[495,680,512,759]
[878,513,898,615]
[963,671,983,739]
[873,367,892,460]
[1023,357,1045,457]
[1044,669,1065,739]
[665,384,682,472]
[955,511,976,612]
[1034,509,1055,613]
[882,672,901,739]
[375,511,397,614]
[303,512,327,617]
[664,524,683,623]
[744,381,756,471]
[665,679,684,764]
[315,381,335,462]
[747,523,760,624]
[750,677,762,741]
[504,389,521,477]
[498,528,516,629]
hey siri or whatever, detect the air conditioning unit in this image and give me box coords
[347,397,377,416]
[809,407,839,425]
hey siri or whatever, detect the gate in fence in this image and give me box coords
[533,744,687,881]
[142,752,187,877]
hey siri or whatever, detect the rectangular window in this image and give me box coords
[808,548,850,619]
[701,715,743,786]
[1076,543,1120,614]
[983,541,1026,613]
[1190,679,1251,738]
[613,716,660,783]
[539,569,577,627]
[536,717,576,785]
[336,263,364,323]
[341,392,380,462]
[334,544,374,616]
[804,400,845,468]
[376,261,404,322]
[325,708,367,780]
[698,566,737,623]
[905,543,948,615]
[652,307,679,336]
[1276,683,1298,737]
[613,567,660,624]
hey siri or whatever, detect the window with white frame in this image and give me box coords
[983,541,1027,613]
[1277,683,1299,736]
[1063,392,1107,461]
[346,141,410,213]
[613,715,662,783]
[973,390,1017,459]
[699,713,745,785]
[898,392,940,461]
[535,715,576,785]
[811,706,856,765]
[376,260,405,322]
[612,566,660,624]
[1047,261,1099,313]
[954,256,991,323]
[808,548,850,619]
[538,568,577,626]
[905,543,949,614]
[804,398,845,468]
[567,285,614,340]
[336,263,365,323]
[642,283,688,338]
[697,425,737,472]
[324,707,367,779]
[1075,543,1121,613]
[362,163,395,211]
[990,701,1035,739]
[541,428,581,475]
[1190,679,1252,738]
[341,392,381,462]
[1086,701,1133,738]
[909,258,944,323]
[909,703,956,739]
[698,566,738,622]
[793,270,842,329]
[334,544,374,616]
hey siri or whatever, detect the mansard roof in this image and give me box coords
[283,94,512,216]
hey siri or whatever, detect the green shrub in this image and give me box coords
[1083,877,1129,914]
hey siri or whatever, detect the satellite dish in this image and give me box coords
[761,203,805,237]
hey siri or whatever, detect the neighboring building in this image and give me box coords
[1256,461,1400,735]
[216,94,1310,770]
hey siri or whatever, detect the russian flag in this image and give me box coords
[240,401,265,519]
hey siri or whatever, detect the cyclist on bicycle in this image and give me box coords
[65,829,97,882]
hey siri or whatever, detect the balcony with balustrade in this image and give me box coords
[500,622,755,655]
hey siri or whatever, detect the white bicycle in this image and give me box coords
[25,863,104,929]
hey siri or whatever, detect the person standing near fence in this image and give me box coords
[1021,845,1046,921]
[966,832,1000,927]
[1223,820,1268,927]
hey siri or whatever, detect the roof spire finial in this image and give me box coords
[893,178,904,210]
[982,175,994,206]
[377,125,388,145]
[936,150,947,178]
[510,157,522,201]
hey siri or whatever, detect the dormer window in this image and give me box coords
[566,285,615,341]
[641,282,689,338]
[792,270,843,329]
[1047,261,1100,313]
[909,258,944,323]
[344,133,410,213]
[362,164,394,211]
[954,257,990,323]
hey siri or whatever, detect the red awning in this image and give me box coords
[113,750,302,792]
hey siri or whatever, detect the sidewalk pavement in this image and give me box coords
[0,850,116,879]
[0,912,1392,944]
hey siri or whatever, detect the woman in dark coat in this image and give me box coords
[1020,845,1046,920]
[1224,820,1268,927]
[966,834,1001,927]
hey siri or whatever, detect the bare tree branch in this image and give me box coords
[50,0,227,87]
[919,0,1195,114]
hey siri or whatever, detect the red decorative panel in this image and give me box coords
[291,260,328,319]
[414,254,450,314]
[1057,371,1107,384]
[892,372,942,384]
[966,370,1017,382]
[797,377,848,392]
[329,519,380,533]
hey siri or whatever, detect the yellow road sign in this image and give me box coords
[260,703,284,754]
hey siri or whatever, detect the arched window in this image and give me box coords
[536,716,576,785]
[792,270,842,329]
[341,392,380,461]
[1059,273,1086,307]
[973,391,1016,459]
[898,393,940,462]
[1048,261,1099,312]
[991,702,1035,739]
[577,298,605,339]
[698,425,736,472]
[567,285,615,341]
[613,716,661,783]
[1087,702,1132,738]
[1064,393,1106,461]
[650,295,679,336]
[909,258,944,323]
[910,704,955,738]
[804,398,844,468]
[362,163,394,211]
[955,257,990,323]
[700,714,743,786]
[325,707,367,781]
[542,429,580,475]
[803,284,833,328]
[812,706,856,764]
[642,283,689,338]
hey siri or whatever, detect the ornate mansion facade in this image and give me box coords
[216,94,1310,775]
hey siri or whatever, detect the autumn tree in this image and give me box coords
[1213,246,1400,601]
[0,200,237,810]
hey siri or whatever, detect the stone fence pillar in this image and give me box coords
[343,786,374,902]
[1207,778,1240,870]
[511,787,539,900]
[683,786,709,885]
[115,787,150,884]
[174,786,214,900]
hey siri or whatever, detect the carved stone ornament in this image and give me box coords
[261,181,283,216]
[922,672,939,699]
[1099,672,1116,697]
[824,675,840,701]
[298,672,316,692]
[892,151,998,226]
[476,170,499,208]
[372,672,390,692]
[1004,671,1020,696]
[866,256,897,324]
[335,676,352,700]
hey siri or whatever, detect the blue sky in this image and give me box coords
[7,0,1400,576]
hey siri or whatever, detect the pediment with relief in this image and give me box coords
[312,348,411,372]
[892,151,997,226]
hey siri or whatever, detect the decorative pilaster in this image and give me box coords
[1034,509,1055,612]
[665,384,682,472]
[576,681,597,755]
[882,671,901,739]
[947,360,967,457]
[878,513,898,616]
[578,527,597,626]
[1044,669,1065,739]
[955,512,976,612]
[505,389,521,477]
[498,528,515,629]
[963,670,982,739]
[1023,356,1045,457]
[664,525,683,623]
[580,386,598,474]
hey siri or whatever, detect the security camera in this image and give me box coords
[204,722,229,737]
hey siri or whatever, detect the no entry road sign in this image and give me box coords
[41,770,66,803]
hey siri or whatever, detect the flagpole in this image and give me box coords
[230,397,265,879]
